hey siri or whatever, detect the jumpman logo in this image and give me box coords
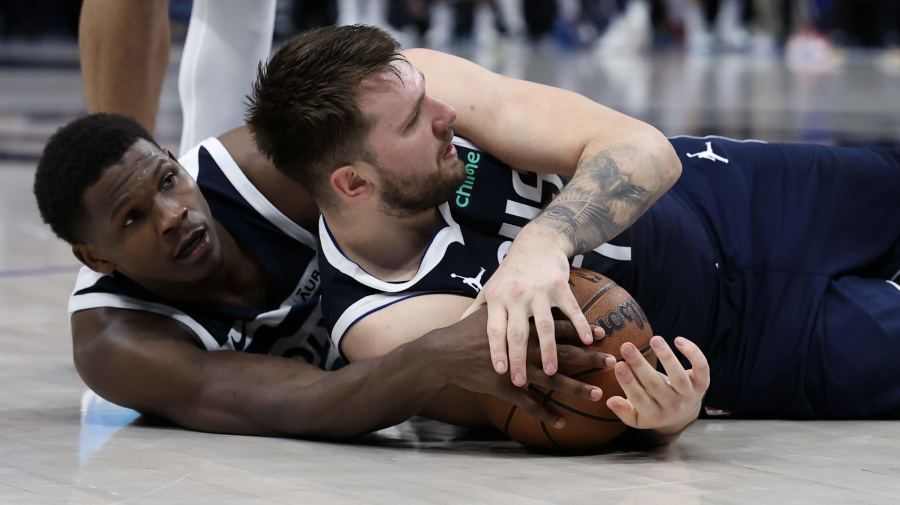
[451,267,486,293]
[687,142,729,163]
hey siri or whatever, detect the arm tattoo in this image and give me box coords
[532,148,656,255]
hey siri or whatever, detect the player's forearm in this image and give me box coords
[527,129,681,256]
[288,338,447,439]
[78,0,170,134]
[163,347,442,439]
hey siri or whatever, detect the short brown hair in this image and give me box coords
[246,25,404,207]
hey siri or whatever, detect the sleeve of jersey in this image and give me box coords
[67,266,223,351]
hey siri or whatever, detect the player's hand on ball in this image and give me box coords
[442,308,613,429]
[460,226,593,388]
[606,336,709,434]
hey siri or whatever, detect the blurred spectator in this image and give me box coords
[523,0,558,41]
[829,0,900,49]
[594,0,653,54]
[1,0,81,39]
[292,0,339,32]
[387,0,434,44]
[451,1,508,42]
[679,0,753,54]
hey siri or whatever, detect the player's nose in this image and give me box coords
[432,99,456,135]
[157,198,188,236]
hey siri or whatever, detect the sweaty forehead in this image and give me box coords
[359,60,421,94]
[88,140,167,207]
[125,138,166,165]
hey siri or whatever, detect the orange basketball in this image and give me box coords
[477,268,656,450]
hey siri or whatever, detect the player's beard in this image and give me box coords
[374,135,466,219]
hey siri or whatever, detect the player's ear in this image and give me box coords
[72,244,116,275]
[331,165,374,200]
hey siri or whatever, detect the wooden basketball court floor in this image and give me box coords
[2,39,900,504]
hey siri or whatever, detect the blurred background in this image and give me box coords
[1,0,900,162]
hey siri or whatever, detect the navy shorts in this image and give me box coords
[668,137,900,418]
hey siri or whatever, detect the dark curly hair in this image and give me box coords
[246,24,404,209]
[34,113,159,244]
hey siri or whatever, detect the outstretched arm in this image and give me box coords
[72,306,605,438]
[341,294,701,441]
[405,49,682,386]
[340,294,612,429]
[79,0,170,133]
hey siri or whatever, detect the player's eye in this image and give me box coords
[161,172,176,190]
[123,210,141,228]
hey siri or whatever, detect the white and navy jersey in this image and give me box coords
[69,138,345,371]
[319,135,900,419]
[319,138,723,362]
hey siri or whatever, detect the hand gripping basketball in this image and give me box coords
[478,268,658,450]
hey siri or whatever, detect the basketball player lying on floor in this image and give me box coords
[247,24,707,444]
[34,27,693,438]
[250,25,900,422]
[36,116,614,438]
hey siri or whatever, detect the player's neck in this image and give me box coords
[324,206,444,282]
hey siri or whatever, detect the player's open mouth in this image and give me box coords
[174,227,209,261]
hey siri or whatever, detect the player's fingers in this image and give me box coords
[554,322,605,346]
[505,307,531,387]
[554,290,594,345]
[554,344,617,370]
[649,336,692,396]
[605,396,638,428]
[486,305,509,375]
[504,387,566,429]
[460,291,486,320]
[675,336,710,392]
[526,362,604,401]
[531,299,559,376]
[620,342,667,401]
[613,360,656,413]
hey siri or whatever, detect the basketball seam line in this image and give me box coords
[579,282,618,311]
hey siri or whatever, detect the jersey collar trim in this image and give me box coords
[181,138,318,250]
[319,202,464,293]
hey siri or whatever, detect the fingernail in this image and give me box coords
[514,373,525,386]
[651,337,664,349]
[674,336,685,346]
[544,362,557,375]
[622,343,636,357]
[554,418,566,429]
[495,361,507,373]
[585,331,595,342]
[616,363,627,376]
[604,356,616,368]
[590,388,602,401]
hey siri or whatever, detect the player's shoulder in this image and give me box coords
[69,266,228,350]
[71,305,196,347]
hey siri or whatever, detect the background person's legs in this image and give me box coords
[177,0,277,155]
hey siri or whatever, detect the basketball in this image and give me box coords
[477,268,656,451]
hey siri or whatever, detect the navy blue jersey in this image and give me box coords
[319,137,722,361]
[319,136,900,419]
[69,138,345,371]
